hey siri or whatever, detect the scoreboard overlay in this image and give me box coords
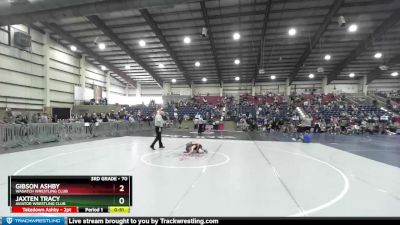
[8,176,132,213]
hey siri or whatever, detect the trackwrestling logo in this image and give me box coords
[1,217,65,225]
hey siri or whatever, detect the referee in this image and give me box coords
[150,110,165,150]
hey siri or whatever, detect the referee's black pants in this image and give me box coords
[151,126,164,148]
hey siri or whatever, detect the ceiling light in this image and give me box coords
[234,59,240,65]
[98,42,106,50]
[349,73,355,78]
[271,75,276,80]
[171,79,177,83]
[309,73,314,79]
[183,36,191,44]
[235,76,240,81]
[348,24,358,33]
[70,45,77,52]
[195,61,200,67]
[100,65,107,71]
[288,28,296,36]
[233,32,240,40]
[391,72,399,77]
[125,65,130,70]
[139,40,146,47]
[158,63,164,68]
[202,77,207,82]
[374,52,382,59]
[324,54,331,61]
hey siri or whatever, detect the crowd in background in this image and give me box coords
[0,108,54,125]
[86,97,108,105]
[235,92,399,135]
[1,92,399,135]
[373,90,400,114]
[375,90,400,101]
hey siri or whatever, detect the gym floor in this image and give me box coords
[0,132,399,217]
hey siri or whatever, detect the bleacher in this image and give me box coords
[321,94,337,104]
[195,96,223,106]
[164,107,175,117]
[126,106,157,116]
[240,95,284,105]
[177,106,199,117]
[300,93,336,105]
[317,105,386,120]
[238,102,293,120]
[375,92,400,103]
[259,103,294,120]
[176,106,219,118]
[239,105,257,117]
[73,93,392,123]
[373,92,400,114]
[346,95,371,105]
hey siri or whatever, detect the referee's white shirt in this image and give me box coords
[155,114,164,127]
